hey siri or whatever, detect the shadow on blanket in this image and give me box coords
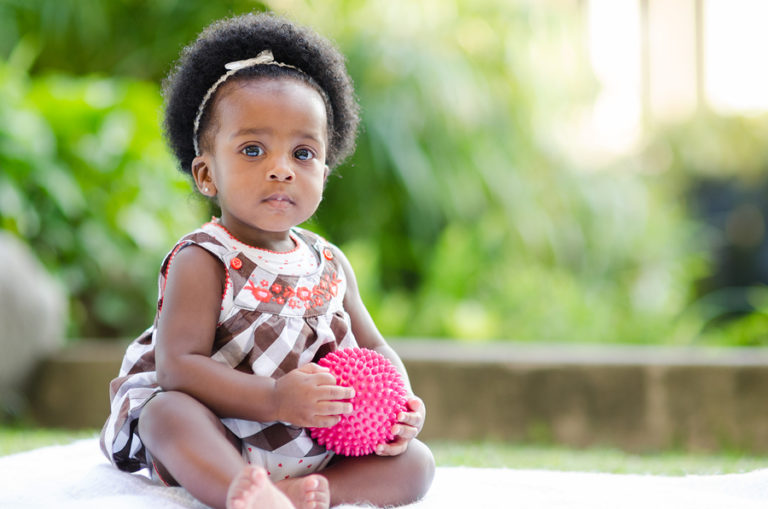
[1,439,767,508]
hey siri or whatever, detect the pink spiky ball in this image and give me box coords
[309,347,408,456]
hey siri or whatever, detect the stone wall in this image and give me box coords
[399,340,768,452]
[28,339,768,452]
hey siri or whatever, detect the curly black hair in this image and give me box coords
[162,12,360,173]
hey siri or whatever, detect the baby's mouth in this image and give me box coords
[263,193,295,208]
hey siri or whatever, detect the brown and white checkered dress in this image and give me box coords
[100,221,357,476]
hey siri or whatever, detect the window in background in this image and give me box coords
[584,0,768,159]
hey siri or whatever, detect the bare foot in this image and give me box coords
[276,474,330,509]
[227,466,295,509]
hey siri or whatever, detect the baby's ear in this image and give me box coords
[192,156,217,197]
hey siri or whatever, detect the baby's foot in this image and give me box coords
[227,466,295,509]
[276,474,330,509]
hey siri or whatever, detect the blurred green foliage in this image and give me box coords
[644,113,768,345]
[306,1,709,344]
[1,0,767,345]
[0,43,204,337]
[0,0,268,80]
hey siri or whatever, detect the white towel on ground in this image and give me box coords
[0,438,766,508]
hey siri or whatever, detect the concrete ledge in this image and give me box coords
[27,339,768,452]
[395,340,768,452]
[28,341,125,430]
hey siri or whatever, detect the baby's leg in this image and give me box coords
[139,391,329,509]
[138,391,246,508]
[322,439,435,507]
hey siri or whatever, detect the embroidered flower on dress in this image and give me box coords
[241,271,342,309]
[244,281,272,303]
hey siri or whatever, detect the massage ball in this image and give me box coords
[309,347,408,456]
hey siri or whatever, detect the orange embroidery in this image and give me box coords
[241,271,342,309]
[296,286,312,301]
[244,280,272,303]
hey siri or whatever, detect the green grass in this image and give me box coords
[2,429,766,476]
[427,441,768,476]
[0,428,98,457]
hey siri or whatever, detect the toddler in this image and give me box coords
[100,12,435,509]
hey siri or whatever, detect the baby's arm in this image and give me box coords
[155,245,354,427]
[334,247,426,456]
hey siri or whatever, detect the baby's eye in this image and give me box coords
[294,148,314,161]
[242,145,264,157]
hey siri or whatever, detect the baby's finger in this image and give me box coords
[318,400,354,416]
[310,413,342,428]
[300,363,331,375]
[323,384,355,401]
[312,371,341,387]
[396,410,422,427]
[391,423,418,441]
[376,437,408,456]
[406,398,423,413]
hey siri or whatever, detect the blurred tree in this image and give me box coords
[301,0,707,343]
[0,0,268,80]
[0,44,204,337]
[0,0,746,345]
[645,113,768,345]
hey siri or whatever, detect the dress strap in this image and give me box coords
[291,228,339,269]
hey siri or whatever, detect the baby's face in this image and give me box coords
[200,78,329,248]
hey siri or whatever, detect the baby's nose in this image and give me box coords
[268,162,295,181]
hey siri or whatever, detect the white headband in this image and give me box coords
[192,49,304,156]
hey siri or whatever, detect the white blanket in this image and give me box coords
[1,439,767,508]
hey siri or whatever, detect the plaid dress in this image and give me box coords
[100,220,358,477]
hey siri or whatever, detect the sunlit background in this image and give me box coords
[2,0,768,349]
[583,0,768,159]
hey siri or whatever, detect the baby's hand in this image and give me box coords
[375,396,426,457]
[273,363,355,428]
